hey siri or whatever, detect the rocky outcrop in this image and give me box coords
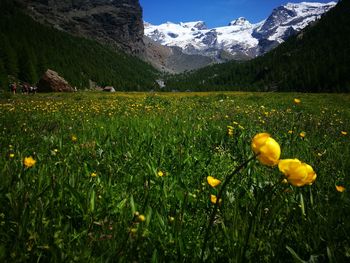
[37,69,74,92]
[143,36,214,73]
[16,0,145,54]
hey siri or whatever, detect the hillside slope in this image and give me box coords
[0,0,158,91]
[166,0,350,93]
[16,0,145,55]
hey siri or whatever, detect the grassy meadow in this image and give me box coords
[0,91,349,262]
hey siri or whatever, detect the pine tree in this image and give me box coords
[0,59,8,90]
[18,47,38,84]
[0,34,19,77]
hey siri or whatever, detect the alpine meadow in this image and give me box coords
[0,0,350,262]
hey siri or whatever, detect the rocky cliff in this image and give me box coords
[16,0,145,54]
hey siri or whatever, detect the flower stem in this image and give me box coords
[200,154,257,261]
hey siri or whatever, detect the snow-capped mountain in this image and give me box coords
[144,1,337,60]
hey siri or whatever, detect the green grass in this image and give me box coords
[0,92,349,262]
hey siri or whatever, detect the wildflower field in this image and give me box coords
[0,92,349,262]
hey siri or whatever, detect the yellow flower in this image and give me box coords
[9,153,15,158]
[130,228,137,234]
[336,185,346,192]
[299,132,306,138]
[341,131,347,136]
[71,135,77,142]
[227,126,234,136]
[278,159,317,187]
[335,185,346,193]
[138,214,146,222]
[24,156,36,168]
[207,176,221,188]
[91,172,97,177]
[251,133,281,166]
[294,98,301,104]
[281,178,288,184]
[157,171,164,177]
[288,130,293,134]
[210,194,217,204]
[210,195,222,205]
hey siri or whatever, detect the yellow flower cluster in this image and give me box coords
[252,133,316,187]
[227,126,234,136]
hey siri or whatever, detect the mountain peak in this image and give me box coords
[180,21,207,30]
[229,17,251,27]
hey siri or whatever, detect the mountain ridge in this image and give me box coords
[145,1,337,62]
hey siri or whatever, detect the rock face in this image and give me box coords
[37,69,74,92]
[143,36,214,73]
[16,0,145,54]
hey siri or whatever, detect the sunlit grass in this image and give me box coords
[0,92,349,262]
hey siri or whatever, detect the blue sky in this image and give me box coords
[140,0,336,28]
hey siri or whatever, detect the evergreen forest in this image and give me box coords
[166,0,350,93]
[0,0,158,91]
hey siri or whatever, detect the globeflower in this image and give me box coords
[336,185,346,192]
[207,176,221,188]
[299,132,306,138]
[294,98,301,104]
[227,126,234,136]
[24,156,36,168]
[251,133,281,166]
[278,159,317,187]
[210,194,218,204]
[138,214,146,222]
[71,135,77,142]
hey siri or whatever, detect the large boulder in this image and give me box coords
[37,69,74,92]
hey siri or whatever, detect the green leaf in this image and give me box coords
[130,195,136,215]
[286,245,307,263]
[90,189,96,213]
[151,249,158,263]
